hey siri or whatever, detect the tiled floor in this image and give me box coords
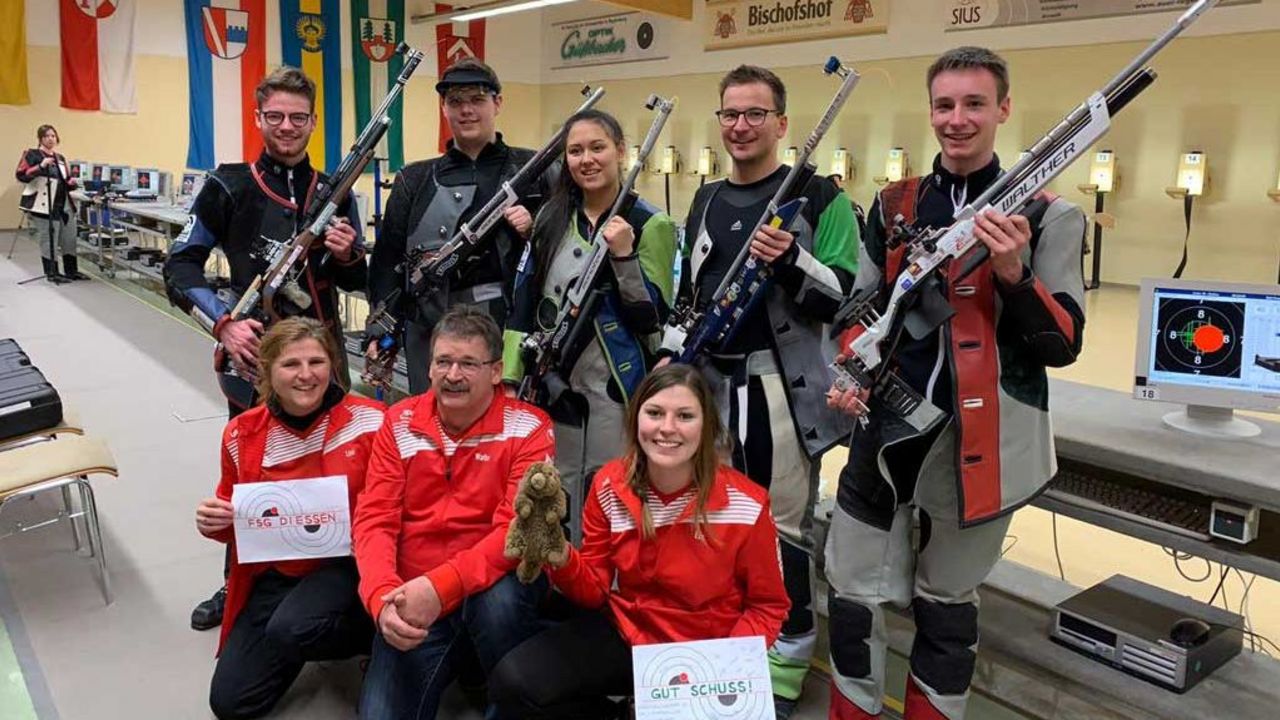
[1,230,1272,719]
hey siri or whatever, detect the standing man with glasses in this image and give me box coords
[665,65,859,718]
[164,66,366,632]
[366,58,541,394]
[354,306,554,720]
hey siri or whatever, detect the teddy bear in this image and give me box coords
[503,461,569,584]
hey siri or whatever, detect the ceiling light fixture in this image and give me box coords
[452,0,578,22]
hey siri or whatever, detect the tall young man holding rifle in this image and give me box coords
[164,66,366,631]
[824,47,1086,719]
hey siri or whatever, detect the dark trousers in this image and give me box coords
[209,559,373,720]
[489,609,632,720]
[358,573,544,720]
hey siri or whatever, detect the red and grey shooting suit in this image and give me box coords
[827,154,1085,720]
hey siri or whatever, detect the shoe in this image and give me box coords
[774,694,798,720]
[191,586,227,631]
[62,254,90,280]
[41,258,70,284]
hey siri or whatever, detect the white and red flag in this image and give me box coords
[60,0,138,113]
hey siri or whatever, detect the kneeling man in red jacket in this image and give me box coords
[353,306,555,720]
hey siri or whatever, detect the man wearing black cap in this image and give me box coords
[366,58,539,394]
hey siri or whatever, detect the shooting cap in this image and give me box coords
[435,59,501,95]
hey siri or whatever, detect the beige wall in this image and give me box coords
[540,29,1280,285]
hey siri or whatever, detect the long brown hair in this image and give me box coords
[253,317,340,405]
[622,364,726,540]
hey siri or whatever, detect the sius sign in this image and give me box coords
[706,0,887,51]
[550,11,667,70]
[946,0,1259,31]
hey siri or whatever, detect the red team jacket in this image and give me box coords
[204,393,386,652]
[549,459,790,646]
[353,390,555,620]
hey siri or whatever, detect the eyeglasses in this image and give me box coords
[444,92,494,110]
[259,111,314,127]
[715,108,780,128]
[431,357,498,374]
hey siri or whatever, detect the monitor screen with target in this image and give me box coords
[1134,278,1280,438]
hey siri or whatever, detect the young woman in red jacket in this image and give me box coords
[490,363,791,719]
[193,317,384,720]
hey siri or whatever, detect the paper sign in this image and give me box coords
[232,476,351,564]
[633,636,775,720]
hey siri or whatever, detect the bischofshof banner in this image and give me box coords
[704,0,888,51]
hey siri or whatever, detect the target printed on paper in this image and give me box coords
[237,484,348,557]
[639,646,770,719]
[1154,297,1245,378]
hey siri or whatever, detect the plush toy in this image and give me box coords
[504,461,569,584]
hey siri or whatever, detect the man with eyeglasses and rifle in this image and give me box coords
[164,66,366,632]
[663,64,860,719]
[365,58,541,394]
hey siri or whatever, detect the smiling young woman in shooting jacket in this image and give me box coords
[502,108,677,542]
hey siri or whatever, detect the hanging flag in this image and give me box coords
[280,0,342,173]
[351,0,406,172]
[0,0,30,105]
[184,0,267,170]
[435,3,486,153]
[60,0,138,113]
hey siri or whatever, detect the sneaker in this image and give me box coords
[774,694,798,720]
[191,586,227,631]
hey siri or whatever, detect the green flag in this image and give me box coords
[351,0,406,172]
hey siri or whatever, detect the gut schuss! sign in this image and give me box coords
[633,636,776,719]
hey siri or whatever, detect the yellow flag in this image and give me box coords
[0,0,31,105]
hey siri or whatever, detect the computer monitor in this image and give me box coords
[180,172,204,197]
[67,160,90,180]
[108,165,135,191]
[133,168,156,190]
[1134,277,1280,439]
[90,163,109,182]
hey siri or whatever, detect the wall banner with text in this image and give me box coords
[945,0,1259,32]
[705,0,888,51]
[550,11,669,70]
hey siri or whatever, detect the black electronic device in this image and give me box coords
[1209,499,1260,544]
[1050,574,1242,693]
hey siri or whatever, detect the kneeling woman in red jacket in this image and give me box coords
[193,317,384,720]
[491,363,790,718]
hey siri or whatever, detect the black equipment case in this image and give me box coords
[0,339,64,441]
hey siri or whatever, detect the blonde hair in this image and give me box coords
[621,364,727,541]
[253,317,339,405]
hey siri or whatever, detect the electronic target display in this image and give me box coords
[1138,283,1280,401]
[1153,297,1244,378]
